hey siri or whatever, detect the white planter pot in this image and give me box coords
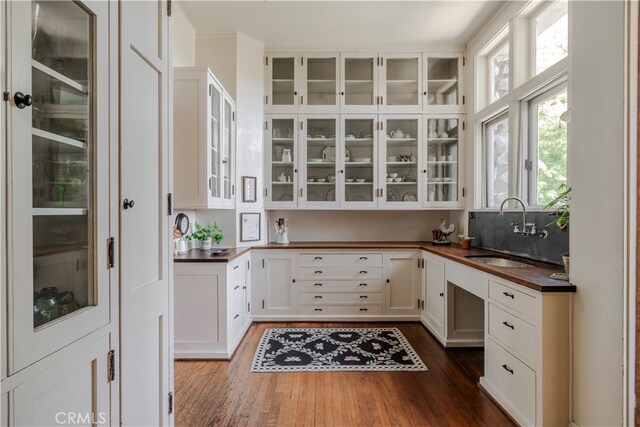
[199,238,213,251]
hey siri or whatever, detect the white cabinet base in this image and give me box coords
[174,321,252,360]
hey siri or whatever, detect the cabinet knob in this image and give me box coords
[439,292,444,297]
[123,199,135,209]
[340,91,345,96]
[14,92,33,109]
[294,91,298,96]
[423,91,427,96]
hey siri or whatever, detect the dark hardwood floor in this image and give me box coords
[174,322,515,427]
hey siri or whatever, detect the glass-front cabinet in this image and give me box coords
[222,94,235,207]
[301,116,340,208]
[380,116,423,208]
[8,0,110,372]
[266,116,299,208]
[266,55,299,112]
[424,116,463,207]
[340,53,378,112]
[342,116,378,208]
[380,54,423,112]
[424,54,464,112]
[302,54,339,111]
[208,78,222,203]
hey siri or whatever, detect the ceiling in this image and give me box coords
[179,1,506,47]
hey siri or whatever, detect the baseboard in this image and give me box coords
[174,350,230,360]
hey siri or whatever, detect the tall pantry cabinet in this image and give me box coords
[2,0,116,425]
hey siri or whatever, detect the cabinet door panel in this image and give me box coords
[380,54,423,112]
[423,53,464,113]
[263,254,297,314]
[424,256,445,336]
[302,54,339,112]
[265,115,299,208]
[266,55,299,112]
[424,115,463,207]
[384,253,420,315]
[301,116,340,208]
[340,53,378,112]
[342,116,378,208]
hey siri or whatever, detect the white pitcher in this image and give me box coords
[274,218,289,244]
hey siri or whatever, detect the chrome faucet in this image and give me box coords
[499,197,547,238]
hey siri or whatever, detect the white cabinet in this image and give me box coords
[265,115,300,208]
[342,115,379,208]
[174,67,235,209]
[252,252,298,316]
[424,115,464,208]
[423,53,464,113]
[380,53,423,112]
[422,253,446,340]
[340,53,379,112]
[302,53,340,112]
[266,54,300,112]
[174,253,251,359]
[383,252,421,315]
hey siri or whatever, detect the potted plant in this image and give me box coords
[186,223,224,250]
[457,234,475,250]
[544,184,571,274]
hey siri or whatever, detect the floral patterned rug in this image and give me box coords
[250,328,427,372]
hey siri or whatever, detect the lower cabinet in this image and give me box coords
[174,253,251,359]
[251,252,298,316]
[422,253,446,340]
[384,252,422,316]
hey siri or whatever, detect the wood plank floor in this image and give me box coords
[174,322,515,427]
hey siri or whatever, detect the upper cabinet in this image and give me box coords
[424,115,464,207]
[423,53,464,113]
[174,67,235,209]
[266,51,464,114]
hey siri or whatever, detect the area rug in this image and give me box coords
[250,327,427,372]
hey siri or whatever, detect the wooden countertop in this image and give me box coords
[175,241,575,293]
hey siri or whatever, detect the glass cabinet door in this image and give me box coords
[341,54,377,111]
[303,55,338,110]
[209,80,221,201]
[425,55,461,110]
[268,117,297,207]
[302,117,339,207]
[269,56,297,109]
[9,0,110,372]
[425,117,460,204]
[343,117,377,207]
[222,96,233,206]
[382,117,421,207]
[382,55,422,110]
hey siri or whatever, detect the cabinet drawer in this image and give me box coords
[298,267,383,280]
[228,282,244,313]
[488,303,536,365]
[299,305,383,316]
[489,280,538,320]
[299,253,383,267]
[227,309,243,342]
[486,338,536,426]
[229,261,245,286]
[299,292,383,306]
[298,280,383,292]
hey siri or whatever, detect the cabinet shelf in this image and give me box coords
[272,182,294,185]
[345,138,373,143]
[345,182,373,185]
[272,138,294,143]
[306,162,336,168]
[32,59,87,94]
[386,182,417,185]
[32,127,87,149]
[387,80,419,84]
[427,78,458,94]
[428,181,458,185]
[33,208,88,216]
[427,161,458,164]
[386,161,417,166]
[427,137,458,143]
[386,138,417,142]
[345,162,373,167]
[307,182,335,186]
[272,161,294,165]
[273,79,294,83]
[345,80,373,84]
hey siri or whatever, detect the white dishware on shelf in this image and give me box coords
[403,192,418,202]
[393,177,403,183]
[429,155,436,162]
[346,178,354,183]
[327,175,336,182]
[390,129,405,139]
[356,178,366,183]
[410,155,417,162]
[389,173,398,178]
[281,148,292,163]
[387,156,396,162]
[308,158,323,163]
[326,188,335,201]
[439,132,448,138]
[317,178,327,183]
[386,177,393,183]
[277,173,286,182]
[307,178,315,183]
[439,156,446,161]
[353,158,371,163]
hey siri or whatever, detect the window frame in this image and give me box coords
[531,0,569,78]
[482,110,510,208]
[522,78,568,207]
[487,39,510,105]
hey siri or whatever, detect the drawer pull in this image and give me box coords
[234,314,240,319]
[502,364,514,375]
[359,295,368,299]
[314,308,323,312]
[314,256,323,260]
[502,321,514,330]
[359,308,368,312]
[233,265,240,270]
[359,283,368,287]
[315,271,323,274]
[503,291,515,299]
[359,257,368,260]
[314,283,323,287]
[359,271,367,274]
[234,285,240,290]
[314,295,323,299]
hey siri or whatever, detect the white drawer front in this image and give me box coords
[489,280,538,320]
[229,261,245,286]
[298,280,383,292]
[486,338,536,426]
[299,292,383,306]
[298,253,383,267]
[299,305,383,316]
[298,267,383,280]
[488,303,536,366]
[228,282,244,313]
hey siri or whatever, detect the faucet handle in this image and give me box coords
[510,222,520,233]
[525,223,536,235]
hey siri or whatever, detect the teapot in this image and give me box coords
[390,129,405,139]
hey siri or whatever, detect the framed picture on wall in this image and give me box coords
[242,176,257,203]
[240,212,261,242]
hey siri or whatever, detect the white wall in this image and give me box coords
[266,210,451,242]
[195,36,237,99]
[172,3,196,67]
[569,2,627,424]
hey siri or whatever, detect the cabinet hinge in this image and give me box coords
[462,95,466,105]
[107,237,115,269]
[301,57,304,66]
[265,121,268,130]
[525,159,533,171]
[107,349,115,382]
[463,56,466,66]
[232,185,235,196]
[167,0,172,16]
[248,302,250,312]
[417,258,421,269]
[262,259,265,268]
[262,299,265,309]
[168,392,173,414]
[462,187,466,197]
[422,258,425,268]
[264,188,268,197]
[232,111,235,122]
[380,57,384,67]
[265,95,268,105]
[2,92,8,101]
[265,57,269,66]
[167,193,172,216]
[462,121,466,131]
[300,121,303,130]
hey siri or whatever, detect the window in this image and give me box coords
[534,1,568,75]
[525,83,568,206]
[490,42,509,102]
[483,112,509,208]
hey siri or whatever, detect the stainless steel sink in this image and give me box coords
[464,256,533,268]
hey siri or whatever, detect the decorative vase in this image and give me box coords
[562,255,570,275]
[461,239,472,250]
[199,237,213,251]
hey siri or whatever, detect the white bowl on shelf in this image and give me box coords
[389,173,398,179]
[307,178,315,183]
[356,178,366,183]
[386,177,393,183]
[346,178,354,183]
[316,178,327,183]
[393,177,403,183]
[353,158,371,163]
[308,158,323,163]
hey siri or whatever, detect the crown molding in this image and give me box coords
[196,30,238,40]
[265,43,466,53]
